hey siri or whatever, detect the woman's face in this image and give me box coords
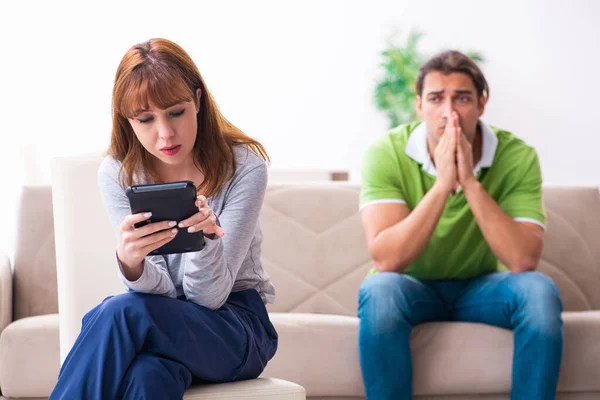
[128,90,200,167]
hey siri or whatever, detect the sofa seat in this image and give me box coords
[262,311,600,398]
[183,378,305,399]
[0,314,60,398]
[0,314,307,399]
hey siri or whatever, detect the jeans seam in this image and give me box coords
[410,299,445,307]
[451,300,508,311]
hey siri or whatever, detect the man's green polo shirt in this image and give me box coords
[360,121,546,281]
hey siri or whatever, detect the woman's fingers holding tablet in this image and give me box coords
[136,220,178,239]
[121,213,177,237]
[194,196,224,235]
[118,213,178,264]
[179,200,224,238]
[196,195,207,208]
[121,212,153,230]
[140,228,178,254]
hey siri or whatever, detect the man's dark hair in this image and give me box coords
[415,50,489,100]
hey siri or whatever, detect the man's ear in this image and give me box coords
[477,95,487,117]
[416,95,423,119]
[195,88,202,113]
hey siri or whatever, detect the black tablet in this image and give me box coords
[125,181,205,255]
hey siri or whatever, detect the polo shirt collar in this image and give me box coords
[405,120,498,177]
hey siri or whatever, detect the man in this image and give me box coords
[358,50,563,400]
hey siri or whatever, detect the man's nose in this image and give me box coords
[441,100,455,118]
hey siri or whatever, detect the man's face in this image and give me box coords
[416,71,486,144]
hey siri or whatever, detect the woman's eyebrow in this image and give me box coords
[129,107,151,117]
[130,101,188,116]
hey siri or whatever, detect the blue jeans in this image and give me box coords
[358,271,563,400]
[49,289,278,400]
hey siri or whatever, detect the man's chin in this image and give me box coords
[428,132,443,144]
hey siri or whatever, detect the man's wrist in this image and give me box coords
[462,177,481,195]
[432,181,454,198]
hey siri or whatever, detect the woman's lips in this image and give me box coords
[160,145,181,156]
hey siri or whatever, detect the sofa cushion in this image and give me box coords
[261,186,600,316]
[13,186,58,320]
[559,311,600,391]
[0,253,11,333]
[0,314,60,398]
[261,184,371,317]
[539,187,600,311]
[183,378,305,399]
[262,311,600,397]
[262,313,363,397]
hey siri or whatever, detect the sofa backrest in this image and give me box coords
[261,185,600,315]
[261,184,371,316]
[43,154,600,360]
[12,186,58,320]
[537,187,600,311]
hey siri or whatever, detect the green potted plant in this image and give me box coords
[374,30,484,128]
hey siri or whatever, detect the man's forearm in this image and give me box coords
[371,183,450,273]
[462,180,543,273]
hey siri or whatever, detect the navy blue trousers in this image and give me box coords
[49,289,278,400]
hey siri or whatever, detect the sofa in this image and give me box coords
[0,154,599,399]
[0,186,60,399]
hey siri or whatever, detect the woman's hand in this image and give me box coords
[178,195,225,238]
[117,213,178,273]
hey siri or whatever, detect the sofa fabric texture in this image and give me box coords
[1,156,599,399]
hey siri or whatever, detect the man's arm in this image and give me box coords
[362,120,459,273]
[362,182,451,273]
[462,180,544,273]
[455,116,544,273]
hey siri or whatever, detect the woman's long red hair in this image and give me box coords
[108,38,269,197]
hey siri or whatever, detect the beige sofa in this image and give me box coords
[0,186,60,399]
[0,154,599,399]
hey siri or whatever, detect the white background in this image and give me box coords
[1,0,599,258]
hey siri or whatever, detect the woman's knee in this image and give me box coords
[85,292,152,325]
[105,291,150,310]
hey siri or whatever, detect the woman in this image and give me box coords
[50,38,277,399]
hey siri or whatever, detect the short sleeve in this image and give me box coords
[499,150,546,229]
[359,137,406,210]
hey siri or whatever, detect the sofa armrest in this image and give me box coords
[0,251,12,333]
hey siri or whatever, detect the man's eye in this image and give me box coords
[137,117,153,124]
[429,97,440,103]
[458,96,471,102]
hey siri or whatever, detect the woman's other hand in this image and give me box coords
[178,195,225,238]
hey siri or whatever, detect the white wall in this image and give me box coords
[1,0,599,258]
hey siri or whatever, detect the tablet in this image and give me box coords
[125,180,205,255]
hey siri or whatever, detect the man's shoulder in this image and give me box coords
[491,126,539,164]
[366,121,421,159]
[360,122,424,206]
[491,126,539,177]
